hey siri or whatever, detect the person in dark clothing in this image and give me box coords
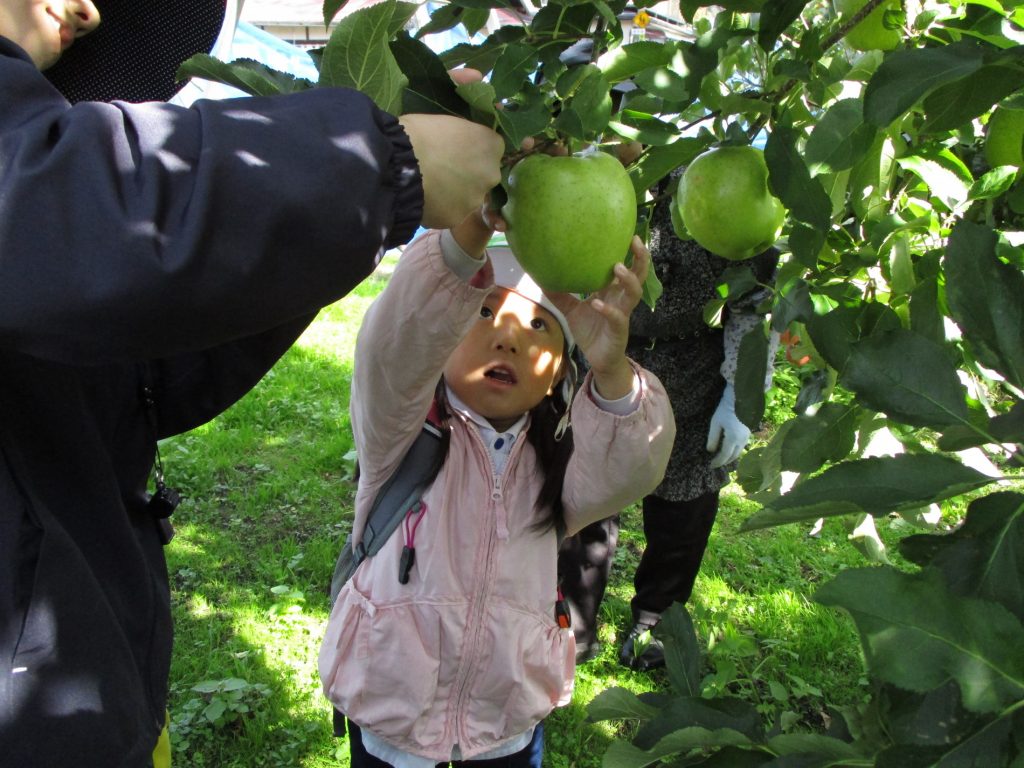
[0,2,503,765]
[558,168,778,669]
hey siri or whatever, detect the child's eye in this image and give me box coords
[480,306,494,319]
[530,317,548,331]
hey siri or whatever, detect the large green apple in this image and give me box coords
[502,152,637,293]
[675,145,785,261]
[835,0,903,52]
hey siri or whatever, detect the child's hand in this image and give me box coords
[450,201,507,259]
[548,236,649,400]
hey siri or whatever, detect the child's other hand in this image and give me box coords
[450,201,507,258]
[548,236,649,399]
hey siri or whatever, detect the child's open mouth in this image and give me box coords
[484,365,517,385]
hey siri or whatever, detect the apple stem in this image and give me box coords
[500,138,561,168]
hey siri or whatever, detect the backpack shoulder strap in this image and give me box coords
[330,402,445,603]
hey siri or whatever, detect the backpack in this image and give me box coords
[329,403,445,603]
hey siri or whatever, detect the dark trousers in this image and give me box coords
[557,490,719,641]
[556,514,619,647]
[346,718,544,768]
[631,491,719,619]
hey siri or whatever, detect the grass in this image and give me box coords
[160,259,938,767]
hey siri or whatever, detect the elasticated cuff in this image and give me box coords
[380,113,424,249]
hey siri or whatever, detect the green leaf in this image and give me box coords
[804,99,877,174]
[176,55,315,97]
[440,26,527,74]
[556,66,612,138]
[596,41,675,83]
[896,155,970,211]
[758,0,809,52]
[456,80,498,116]
[628,139,708,201]
[608,111,680,146]
[874,681,980,749]
[788,223,826,269]
[491,42,537,101]
[635,697,764,750]
[633,64,689,101]
[191,680,224,693]
[909,276,944,345]
[680,17,744,109]
[602,727,754,768]
[900,492,1024,622]
[779,402,859,474]
[203,698,227,723]
[587,687,662,723]
[448,0,514,8]
[863,41,992,127]
[323,0,350,26]
[764,125,832,230]
[734,324,769,431]
[815,567,1024,714]
[944,221,1024,390]
[414,3,464,38]
[928,709,1023,767]
[495,83,550,149]
[968,165,1018,201]
[641,268,663,310]
[843,329,971,429]
[318,0,417,114]
[529,3,594,39]
[741,454,995,530]
[657,603,701,698]
[390,34,471,118]
[766,733,864,759]
[921,65,1024,133]
[460,7,490,36]
[737,442,784,495]
[805,302,902,373]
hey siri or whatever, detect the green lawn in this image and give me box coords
[161,262,931,767]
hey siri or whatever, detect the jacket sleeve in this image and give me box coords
[349,230,489,544]
[561,363,676,537]
[0,47,422,365]
[147,313,316,438]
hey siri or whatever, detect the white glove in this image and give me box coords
[706,383,751,469]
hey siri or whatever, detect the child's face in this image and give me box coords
[0,1,100,70]
[444,287,566,433]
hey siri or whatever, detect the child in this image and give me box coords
[319,207,676,767]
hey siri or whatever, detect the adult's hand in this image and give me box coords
[707,383,751,468]
[400,70,503,230]
[399,113,504,230]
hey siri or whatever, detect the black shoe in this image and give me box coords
[618,623,665,671]
[575,641,602,664]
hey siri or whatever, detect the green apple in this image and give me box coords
[675,145,785,261]
[984,106,1024,168]
[502,152,637,293]
[835,0,903,52]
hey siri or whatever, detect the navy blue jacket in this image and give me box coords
[0,38,423,766]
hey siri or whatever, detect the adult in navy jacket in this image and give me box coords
[0,2,503,765]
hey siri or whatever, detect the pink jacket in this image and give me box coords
[319,231,675,760]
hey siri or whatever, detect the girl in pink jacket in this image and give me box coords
[319,209,676,768]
